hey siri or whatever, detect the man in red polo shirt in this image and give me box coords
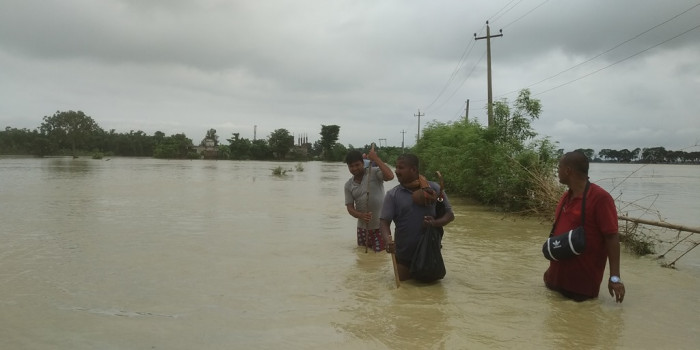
[543,151,626,302]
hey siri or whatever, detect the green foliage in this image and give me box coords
[0,127,43,155]
[271,166,288,176]
[414,89,560,213]
[598,148,641,162]
[268,129,294,159]
[227,133,252,159]
[153,133,194,159]
[295,162,304,171]
[493,89,541,153]
[92,151,104,159]
[620,228,655,256]
[320,125,340,160]
[327,143,348,162]
[40,110,102,157]
[217,145,231,160]
[250,139,273,160]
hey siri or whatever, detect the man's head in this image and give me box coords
[345,150,365,177]
[557,151,589,185]
[395,153,419,185]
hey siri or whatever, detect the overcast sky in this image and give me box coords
[1,0,699,153]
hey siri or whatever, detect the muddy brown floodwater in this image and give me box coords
[1,157,698,349]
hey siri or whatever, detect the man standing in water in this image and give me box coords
[344,145,394,252]
[544,151,626,302]
[380,153,454,281]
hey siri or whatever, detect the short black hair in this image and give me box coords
[345,150,363,165]
[562,151,589,175]
[397,153,419,170]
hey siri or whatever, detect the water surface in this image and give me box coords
[0,157,697,349]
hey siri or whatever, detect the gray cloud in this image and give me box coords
[1,0,698,153]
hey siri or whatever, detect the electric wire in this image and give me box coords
[422,0,522,113]
[488,0,519,23]
[423,38,479,111]
[435,51,486,111]
[425,0,537,118]
[423,2,699,122]
[500,0,550,30]
[490,0,525,24]
[534,22,700,96]
[495,2,700,99]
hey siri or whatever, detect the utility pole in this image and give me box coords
[400,130,406,153]
[414,109,424,143]
[475,21,502,128]
[465,99,470,121]
[253,125,257,141]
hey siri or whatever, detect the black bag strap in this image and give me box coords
[550,181,589,235]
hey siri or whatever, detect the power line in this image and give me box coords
[534,22,700,96]
[500,0,550,30]
[490,0,525,23]
[495,2,700,99]
[488,0,519,22]
[423,38,479,111]
[423,1,544,116]
[429,51,486,114]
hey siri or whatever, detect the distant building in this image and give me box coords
[197,138,218,159]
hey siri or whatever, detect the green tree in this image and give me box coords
[642,147,667,163]
[153,133,194,159]
[217,145,231,160]
[310,140,324,159]
[268,128,293,159]
[0,127,38,155]
[414,89,560,214]
[250,139,272,160]
[328,143,348,162]
[319,125,340,160]
[493,89,541,152]
[227,133,252,160]
[40,110,103,157]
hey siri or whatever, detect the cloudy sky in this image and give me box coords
[1,0,698,152]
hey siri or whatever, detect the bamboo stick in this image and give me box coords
[618,215,700,234]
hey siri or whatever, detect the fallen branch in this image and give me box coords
[618,215,700,234]
[619,215,700,268]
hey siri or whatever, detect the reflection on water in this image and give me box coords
[0,157,698,349]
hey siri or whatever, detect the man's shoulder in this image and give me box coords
[343,177,355,188]
[386,184,406,195]
[589,182,611,195]
[589,182,615,202]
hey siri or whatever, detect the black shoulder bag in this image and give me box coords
[542,181,589,261]
[410,173,447,282]
[410,225,446,282]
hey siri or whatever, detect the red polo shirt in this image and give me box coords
[544,182,618,298]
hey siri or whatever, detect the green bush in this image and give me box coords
[272,166,288,176]
[413,89,561,215]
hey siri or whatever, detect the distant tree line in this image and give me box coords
[3,101,696,213]
[573,147,700,164]
[0,110,352,161]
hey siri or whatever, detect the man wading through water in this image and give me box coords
[344,145,394,252]
[381,153,454,280]
[544,151,626,302]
